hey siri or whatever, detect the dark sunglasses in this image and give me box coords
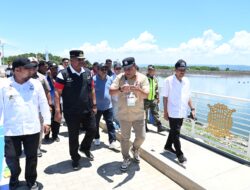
[177,68,186,72]
[115,67,122,70]
[101,68,107,71]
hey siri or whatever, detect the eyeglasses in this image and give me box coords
[177,68,186,72]
[77,58,84,62]
[115,67,121,70]
[101,68,107,72]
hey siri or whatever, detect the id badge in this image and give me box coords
[127,93,136,107]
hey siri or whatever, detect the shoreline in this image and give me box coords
[139,68,250,77]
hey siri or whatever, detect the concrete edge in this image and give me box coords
[99,121,205,190]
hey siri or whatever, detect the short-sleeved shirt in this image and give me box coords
[161,74,191,118]
[54,65,94,114]
[111,72,149,121]
[93,74,112,111]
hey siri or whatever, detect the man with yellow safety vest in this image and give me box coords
[144,65,166,133]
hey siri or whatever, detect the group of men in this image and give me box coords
[0,49,195,190]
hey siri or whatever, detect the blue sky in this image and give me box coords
[1,0,250,66]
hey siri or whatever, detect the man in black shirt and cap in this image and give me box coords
[54,50,97,170]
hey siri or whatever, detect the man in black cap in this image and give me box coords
[0,58,51,190]
[161,59,196,164]
[110,57,149,171]
[144,65,166,133]
[54,50,97,170]
[105,59,114,77]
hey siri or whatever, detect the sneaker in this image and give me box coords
[28,182,39,190]
[164,146,176,154]
[120,158,131,171]
[94,139,100,146]
[109,141,119,149]
[131,147,140,163]
[177,154,187,164]
[79,148,94,161]
[72,160,80,170]
[37,149,42,157]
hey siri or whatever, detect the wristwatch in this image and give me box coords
[191,108,195,111]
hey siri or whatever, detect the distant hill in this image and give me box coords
[217,65,250,71]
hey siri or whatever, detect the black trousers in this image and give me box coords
[45,105,61,139]
[64,112,96,161]
[95,108,116,144]
[165,117,184,156]
[4,133,40,187]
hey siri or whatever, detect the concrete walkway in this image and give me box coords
[1,120,250,190]
[0,125,182,190]
[138,123,250,190]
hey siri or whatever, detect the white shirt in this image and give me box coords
[0,77,51,136]
[161,74,191,118]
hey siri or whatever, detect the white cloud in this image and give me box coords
[5,30,250,66]
[229,31,250,53]
[117,31,159,53]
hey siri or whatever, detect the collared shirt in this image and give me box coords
[54,65,94,114]
[0,77,51,136]
[161,74,191,118]
[111,72,149,121]
[93,74,112,111]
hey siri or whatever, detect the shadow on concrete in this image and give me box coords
[160,151,186,169]
[44,158,92,174]
[97,161,140,189]
[1,181,44,190]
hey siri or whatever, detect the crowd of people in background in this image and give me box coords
[0,50,196,190]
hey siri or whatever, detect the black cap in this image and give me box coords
[105,59,112,63]
[175,59,187,69]
[97,63,108,69]
[70,50,84,59]
[49,62,58,68]
[93,62,99,66]
[38,60,47,67]
[148,65,155,70]
[122,57,135,69]
[12,58,36,70]
[113,62,122,68]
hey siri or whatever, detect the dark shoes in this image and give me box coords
[9,180,19,190]
[157,125,167,133]
[72,160,80,170]
[177,154,187,163]
[164,146,176,154]
[27,182,39,190]
[79,148,94,161]
[53,137,60,142]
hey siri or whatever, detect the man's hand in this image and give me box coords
[121,83,130,93]
[43,124,51,135]
[54,111,62,123]
[164,111,169,121]
[92,106,97,114]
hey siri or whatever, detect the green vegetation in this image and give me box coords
[4,53,63,65]
[3,53,94,67]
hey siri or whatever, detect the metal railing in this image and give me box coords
[159,91,250,162]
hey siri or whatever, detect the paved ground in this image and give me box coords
[1,125,182,190]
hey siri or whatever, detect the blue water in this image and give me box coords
[159,75,250,99]
[158,75,250,137]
